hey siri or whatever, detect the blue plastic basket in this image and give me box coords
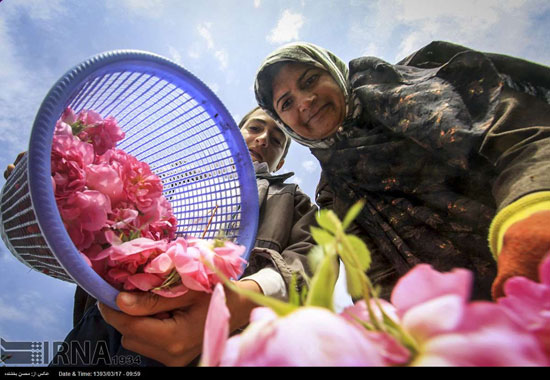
[0,50,259,309]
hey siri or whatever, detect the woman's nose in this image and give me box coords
[299,93,315,113]
[255,132,269,147]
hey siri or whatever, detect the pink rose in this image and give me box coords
[58,190,111,232]
[202,287,398,367]
[212,241,247,280]
[96,238,168,291]
[51,135,94,200]
[170,238,247,293]
[77,109,102,125]
[86,163,125,206]
[497,254,550,357]
[61,107,77,125]
[389,264,549,366]
[75,110,125,156]
[139,197,178,241]
[119,154,163,211]
[173,240,212,293]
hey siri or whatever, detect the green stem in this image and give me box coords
[335,230,383,331]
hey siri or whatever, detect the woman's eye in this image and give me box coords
[281,98,293,111]
[305,74,319,87]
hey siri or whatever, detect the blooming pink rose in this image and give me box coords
[497,254,550,357]
[138,197,178,241]
[86,163,125,206]
[78,117,125,156]
[173,241,212,293]
[212,241,247,280]
[58,191,111,252]
[95,148,129,170]
[55,121,73,137]
[72,110,124,155]
[170,238,247,293]
[119,154,163,211]
[58,190,111,232]
[61,107,77,125]
[65,223,96,252]
[220,306,394,366]
[140,216,178,241]
[77,109,102,125]
[51,135,94,200]
[107,205,139,232]
[389,264,549,366]
[96,238,168,290]
[54,108,77,136]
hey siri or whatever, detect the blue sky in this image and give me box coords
[1,0,549,365]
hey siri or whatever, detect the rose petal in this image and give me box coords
[390,264,472,317]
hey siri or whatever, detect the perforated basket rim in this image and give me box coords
[27,50,259,310]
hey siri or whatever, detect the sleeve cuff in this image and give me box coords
[488,191,550,260]
[241,266,288,301]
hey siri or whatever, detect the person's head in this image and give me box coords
[254,42,351,148]
[239,106,291,172]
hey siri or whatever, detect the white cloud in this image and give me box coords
[0,290,66,335]
[207,82,220,94]
[114,0,166,18]
[254,0,261,8]
[198,22,215,50]
[267,10,305,44]
[291,175,303,185]
[215,50,229,69]
[0,17,41,155]
[197,23,230,70]
[188,48,200,60]
[0,297,26,322]
[302,160,318,172]
[350,0,549,64]
[168,45,183,65]
[393,0,527,59]
[5,0,67,21]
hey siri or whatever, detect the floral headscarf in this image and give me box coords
[254,42,360,149]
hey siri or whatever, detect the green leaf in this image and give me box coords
[343,234,371,272]
[315,209,340,234]
[70,120,86,135]
[305,252,338,310]
[310,226,335,246]
[342,200,365,230]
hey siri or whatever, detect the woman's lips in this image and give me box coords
[249,150,263,162]
[308,104,329,125]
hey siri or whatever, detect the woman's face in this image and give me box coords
[240,108,288,172]
[271,62,346,141]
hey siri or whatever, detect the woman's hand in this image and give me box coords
[492,210,550,299]
[98,280,261,366]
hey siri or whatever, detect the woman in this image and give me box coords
[254,40,550,301]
